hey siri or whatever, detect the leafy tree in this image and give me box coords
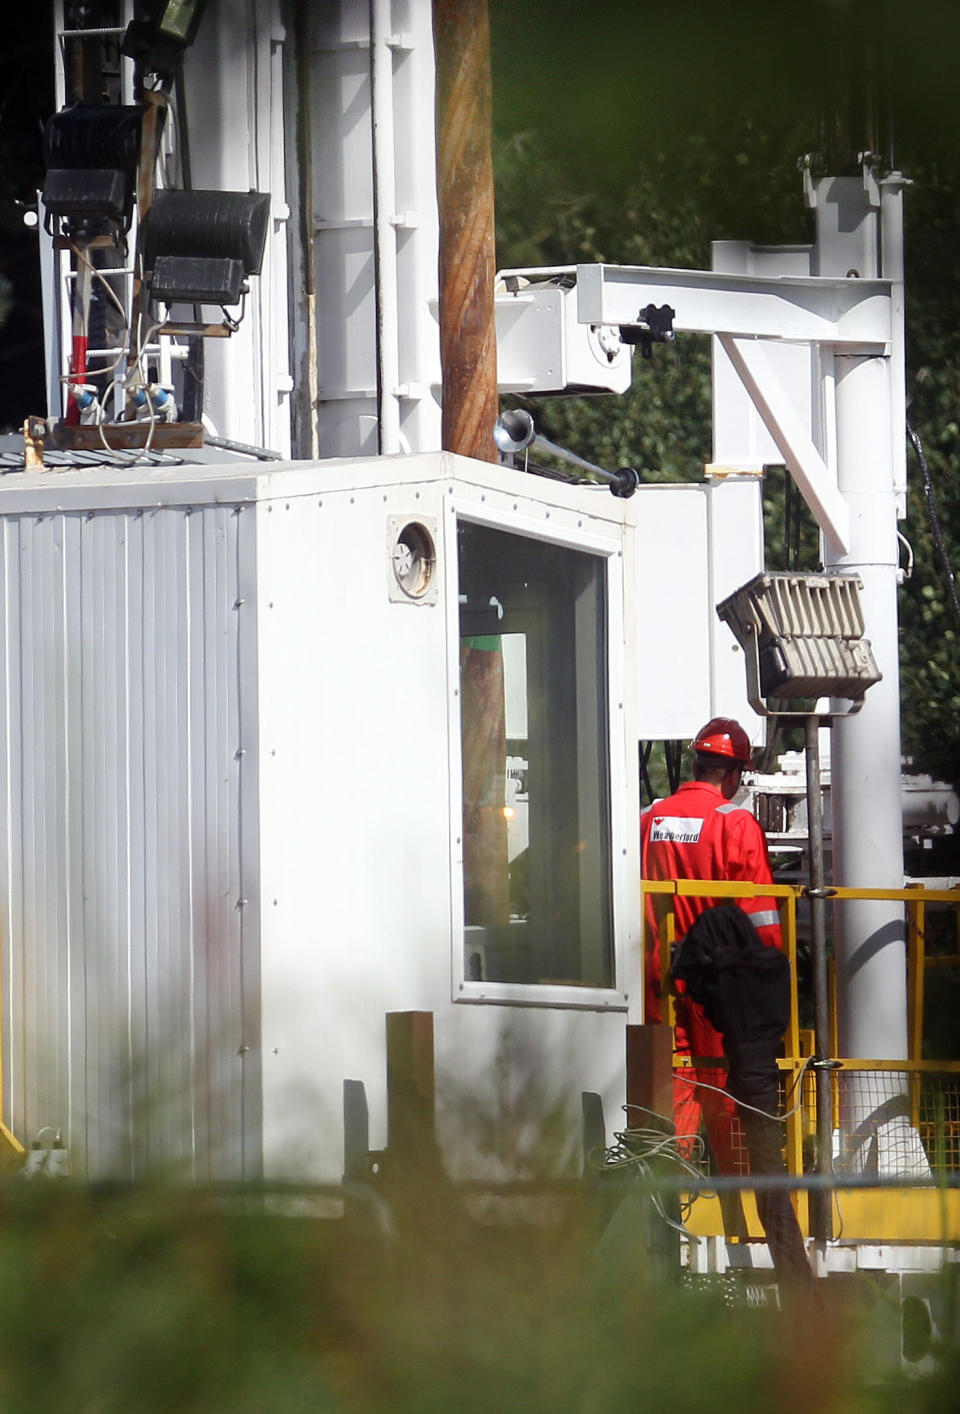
[495,118,813,484]
[898,152,960,788]
[494,114,960,795]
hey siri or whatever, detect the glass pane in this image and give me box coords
[458,521,612,987]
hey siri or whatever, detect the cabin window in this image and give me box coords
[457,520,612,988]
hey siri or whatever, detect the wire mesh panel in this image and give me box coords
[917,1074,960,1174]
[832,1068,960,1177]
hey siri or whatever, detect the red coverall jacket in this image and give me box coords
[640,779,782,1169]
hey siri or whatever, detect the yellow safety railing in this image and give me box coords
[642,879,960,1239]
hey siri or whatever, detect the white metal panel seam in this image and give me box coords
[236,501,263,1180]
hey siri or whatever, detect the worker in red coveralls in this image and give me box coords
[640,717,783,1173]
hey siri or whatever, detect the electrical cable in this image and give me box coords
[588,1102,713,1235]
[673,1054,816,1123]
[72,244,130,328]
[665,740,683,795]
[907,418,960,631]
[62,244,136,432]
[639,741,655,806]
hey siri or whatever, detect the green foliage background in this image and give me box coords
[490,0,960,793]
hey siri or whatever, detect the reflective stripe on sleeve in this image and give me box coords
[747,908,781,928]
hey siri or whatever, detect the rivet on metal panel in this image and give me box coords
[268,505,273,512]
[238,1044,250,1054]
[234,598,245,608]
[447,487,453,494]
[235,748,246,758]
[318,500,323,508]
[513,503,517,510]
[481,495,486,502]
[86,511,94,521]
[236,898,247,909]
[415,491,420,499]
[545,512,551,519]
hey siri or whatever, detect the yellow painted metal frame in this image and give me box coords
[642,878,960,1244]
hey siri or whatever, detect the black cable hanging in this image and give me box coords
[665,740,683,795]
[639,741,655,806]
[638,741,684,803]
[907,419,960,632]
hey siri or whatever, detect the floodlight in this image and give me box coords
[121,0,211,81]
[144,189,271,329]
[716,570,881,716]
[41,105,144,241]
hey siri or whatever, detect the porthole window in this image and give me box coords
[387,517,437,603]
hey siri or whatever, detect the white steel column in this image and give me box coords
[827,351,907,1061]
[812,171,928,1175]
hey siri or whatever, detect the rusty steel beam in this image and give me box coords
[433,0,498,462]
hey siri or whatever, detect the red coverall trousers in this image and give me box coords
[641,779,782,1174]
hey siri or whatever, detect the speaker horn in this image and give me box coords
[493,409,536,455]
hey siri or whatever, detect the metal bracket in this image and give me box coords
[618,302,676,359]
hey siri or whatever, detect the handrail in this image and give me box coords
[641,877,960,1191]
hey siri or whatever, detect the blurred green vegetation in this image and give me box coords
[0,1176,955,1413]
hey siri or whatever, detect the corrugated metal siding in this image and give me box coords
[0,503,254,1179]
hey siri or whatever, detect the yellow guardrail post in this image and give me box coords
[780,887,808,1225]
[906,885,925,1062]
[906,886,925,1131]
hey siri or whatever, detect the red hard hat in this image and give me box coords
[692,717,753,766]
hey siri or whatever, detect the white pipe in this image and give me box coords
[880,173,909,511]
[371,0,401,454]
